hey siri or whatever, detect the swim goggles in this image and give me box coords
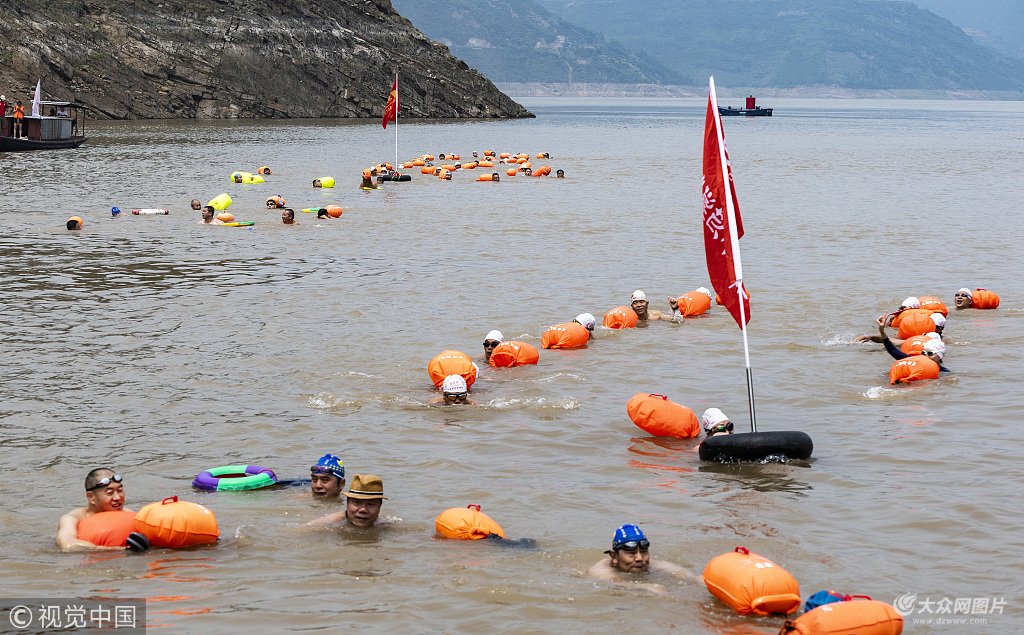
[482,340,501,348]
[87,474,123,491]
[444,393,469,402]
[615,539,650,552]
[954,292,970,298]
[311,465,345,478]
[707,422,734,434]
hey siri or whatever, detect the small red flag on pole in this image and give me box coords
[702,77,750,330]
[383,76,399,129]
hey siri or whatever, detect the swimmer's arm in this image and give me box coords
[856,315,889,343]
[426,396,444,404]
[667,296,679,314]
[882,336,907,361]
[650,559,701,583]
[307,511,347,526]
[585,559,667,594]
[56,513,121,552]
[467,397,480,405]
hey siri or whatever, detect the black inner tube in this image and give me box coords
[699,431,813,462]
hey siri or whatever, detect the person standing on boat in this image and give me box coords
[13,100,25,139]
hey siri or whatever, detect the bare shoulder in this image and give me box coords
[586,558,616,579]
[308,510,347,526]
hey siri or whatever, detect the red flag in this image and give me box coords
[382,76,399,129]
[702,81,751,329]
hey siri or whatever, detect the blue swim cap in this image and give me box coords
[612,524,647,549]
[312,453,344,479]
[111,207,121,216]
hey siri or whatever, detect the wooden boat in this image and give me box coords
[718,94,772,117]
[0,101,88,151]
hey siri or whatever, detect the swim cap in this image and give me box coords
[362,169,372,179]
[696,287,713,298]
[442,374,468,394]
[901,296,921,309]
[574,313,596,330]
[111,207,121,216]
[631,290,647,302]
[701,407,729,431]
[67,216,83,230]
[313,454,345,479]
[957,287,972,298]
[923,339,946,359]
[930,313,946,328]
[612,524,647,549]
[485,330,504,343]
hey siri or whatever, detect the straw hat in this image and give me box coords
[344,474,387,500]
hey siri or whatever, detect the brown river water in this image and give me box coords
[1,98,1022,633]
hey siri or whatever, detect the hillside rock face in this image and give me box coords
[0,0,532,119]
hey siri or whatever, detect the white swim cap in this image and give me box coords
[631,290,647,302]
[925,332,941,341]
[696,287,713,298]
[442,374,467,394]
[1,95,5,100]
[901,296,921,309]
[574,313,596,330]
[930,313,946,327]
[957,287,972,298]
[701,408,729,431]
[485,330,504,343]
[923,339,946,359]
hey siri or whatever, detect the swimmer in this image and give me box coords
[110,207,122,218]
[855,297,923,343]
[875,316,949,372]
[233,174,243,183]
[266,196,285,209]
[428,374,480,405]
[482,330,504,362]
[701,408,733,437]
[56,468,149,552]
[360,169,381,190]
[857,312,944,345]
[953,287,999,310]
[954,288,973,309]
[556,169,565,178]
[311,454,346,498]
[308,474,389,527]
[190,199,202,211]
[574,313,597,339]
[629,290,673,321]
[198,207,223,225]
[281,208,298,225]
[313,179,323,188]
[317,209,330,219]
[587,524,700,594]
[66,216,83,230]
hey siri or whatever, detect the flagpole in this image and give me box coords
[394,74,399,171]
[710,77,757,432]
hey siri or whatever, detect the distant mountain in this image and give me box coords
[536,0,1024,91]
[909,0,1024,59]
[389,0,682,84]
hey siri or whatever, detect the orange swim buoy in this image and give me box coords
[917,296,947,316]
[423,154,435,161]
[325,204,343,218]
[484,150,495,157]
[489,341,539,367]
[541,322,590,349]
[463,161,478,169]
[257,166,272,175]
[703,547,801,616]
[889,355,941,384]
[536,152,549,159]
[440,164,458,172]
[677,290,712,316]
[479,160,494,167]
[499,153,510,159]
[413,158,426,166]
[603,306,639,329]
[402,161,414,169]
[626,393,701,438]
[505,168,517,177]
[780,599,904,635]
[77,510,138,547]
[895,310,939,340]
[476,173,499,182]
[421,166,435,174]
[900,334,937,355]
[134,496,219,548]
[427,350,478,388]
[216,212,234,223]
[973,289,999,309]
[435,505,506,540]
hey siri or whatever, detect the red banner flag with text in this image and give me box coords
[382,76,399,129]
[702,88,751,329]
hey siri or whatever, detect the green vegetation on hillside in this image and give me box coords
[536,0,1024,90]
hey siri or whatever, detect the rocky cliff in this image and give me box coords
[0,0,533,119]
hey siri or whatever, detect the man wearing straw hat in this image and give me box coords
[308,474,388,527]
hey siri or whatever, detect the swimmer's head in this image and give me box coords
[483,330,503,358]
[281,208,295,224]
[900,296,921,310]
[930,312,946,332]
[84,468,124,511]
[442,374,468,395]
[606,524,650,572]
[202,206,215,220]
[556,169,564,177]
[574,313,596,331]
[111,207,121,217]
[317,209,329,218]
[233,174,243,183]
[190,199,202,210]
[923,339,945,360]
[954,288,972,309]
[696,287,713,299]
[312,179,322,188]
[631,290,647,302]
[66,216,83,230]
[701,408,732,436]
[311,453,345,497]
